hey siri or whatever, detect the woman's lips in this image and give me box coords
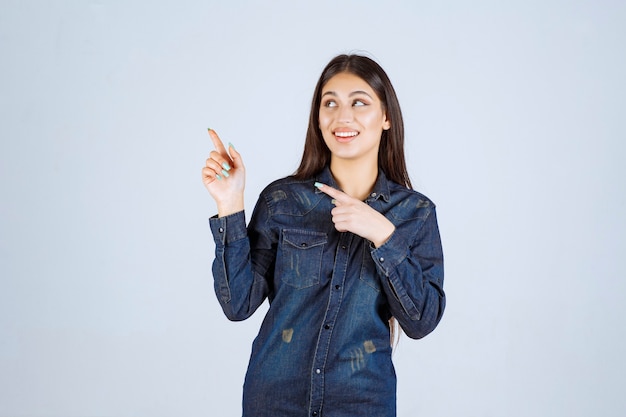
[333,130,359,143]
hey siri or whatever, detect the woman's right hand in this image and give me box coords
[201,129,245,217]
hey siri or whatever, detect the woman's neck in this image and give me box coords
[329,158,378,201]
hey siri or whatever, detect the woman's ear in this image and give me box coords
[383,114,391,131]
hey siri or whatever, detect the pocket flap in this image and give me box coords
[282,229,327,249]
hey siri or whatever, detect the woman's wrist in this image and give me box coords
[216,196,245,217]
[371,222,395,248]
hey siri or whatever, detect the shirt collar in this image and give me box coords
[368,169,391,202]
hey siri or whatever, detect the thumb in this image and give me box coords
[228,143,245,170]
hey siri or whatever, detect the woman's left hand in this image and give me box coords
[316,183,395,248]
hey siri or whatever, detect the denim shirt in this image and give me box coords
[209,166,445,417]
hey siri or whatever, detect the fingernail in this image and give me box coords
[215,174,222,180]
[207,128,212,132]
[314,182,323,189]
[222,162,231,171]
[228,142,235,150]
[221,169,230,178]
[331,199,337,205]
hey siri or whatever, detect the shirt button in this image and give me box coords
[315,369,321,374]
[218,227,224,233]
[335,284,341,290]
[371,192,377,197]
[379,257,385,262]
[312,412,318,416]
[341,245,346,250]
[324,324,330,329]
[301,242,307,247]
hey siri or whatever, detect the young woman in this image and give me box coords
[202,54,445,417]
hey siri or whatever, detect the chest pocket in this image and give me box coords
[280,229,327,289]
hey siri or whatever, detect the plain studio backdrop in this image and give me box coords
[1,1,625,416]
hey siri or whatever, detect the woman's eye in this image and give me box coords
[353,99,366,107]
[324,100,337,108]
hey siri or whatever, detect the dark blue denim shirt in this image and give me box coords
[209,166,445,417]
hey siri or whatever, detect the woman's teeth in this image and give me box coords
[335,131,358,138]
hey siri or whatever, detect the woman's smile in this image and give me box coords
[333,128,359,142]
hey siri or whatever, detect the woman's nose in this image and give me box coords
[337,105,354,123]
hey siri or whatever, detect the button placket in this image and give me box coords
[308,232,352,412]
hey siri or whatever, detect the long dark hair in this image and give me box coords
[294,54,412,189]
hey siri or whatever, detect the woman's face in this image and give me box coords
[319,72,390,165]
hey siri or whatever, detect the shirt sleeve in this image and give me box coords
[371,206,445,339]
[209,195,275,321]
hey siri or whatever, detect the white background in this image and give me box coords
[1,1,625,416]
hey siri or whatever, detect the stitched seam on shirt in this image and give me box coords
[388,276,421,320]
[217,248,232,303]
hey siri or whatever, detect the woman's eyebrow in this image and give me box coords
[321,90,373,98]
[349,90,373,98]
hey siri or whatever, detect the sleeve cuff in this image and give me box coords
[370,230,408,276]
[209,210,247,246]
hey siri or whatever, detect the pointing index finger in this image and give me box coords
[314,182,348,202]
[208,128,227,155]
